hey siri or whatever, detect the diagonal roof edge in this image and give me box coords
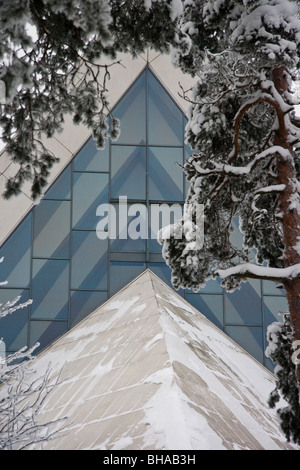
[0,50,195,246]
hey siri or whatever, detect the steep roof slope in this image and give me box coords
[30,270,297,450]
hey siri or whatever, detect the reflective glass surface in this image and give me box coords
[226,325,264,364]
[71,231,108,290]
[110,261,146,296]
[44,164,71,200]
[70,290,108,327]
[187,293,224,329]
[30,320,68,353]
[111,146,146,200]
[73,172,109,229]
[110,203,147,252]
[113,71,146,145]
[148,72,183,146]
[225,279,262,325]
[31,259,69,319]
[74,138,109,172]
[149,147,184,201]
[33,200,71,259]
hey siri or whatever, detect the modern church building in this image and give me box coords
[0,49,289,371]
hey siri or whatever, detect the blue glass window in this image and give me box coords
[71,231,108,290]
[0,213,32,288]
[263,295,289,325]
[31,259,69,320]
[44,164,71,200]
[113,70,146,145]
[33,200,70,259]
[70,290,107,327]
[148,71,183,146]
[110,261,146,296]
[0,289,29,351]
[149,147,184,201]
[111,146,146,200]
[30,320,68,353]
[226,325,264,364]
[74,137,109,172]
[110,203,147,252]
[73,172,109,229]
[225,279,262,325]
[149,203,183,252]
[186,293,224,329]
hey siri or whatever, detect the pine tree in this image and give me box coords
[158,0,300,443]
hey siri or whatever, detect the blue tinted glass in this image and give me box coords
[70,290,107,327]
[111,146,146,200]
[263,280,286,296]
[0,213,32,288]
[110,262,146,296]
[71,231,108,290]
[33,200,70,259]
[30,320,68,353]
[0,289,29,350]
[149,147,184,201]
[44,164,71,200]
[113,70,146,145]
[73,172,109,229]
[186,293,224,329]
[148,71,183,146]
[110,203,147,252]
[225,279,262,325]
[263,295,289,325]
[226,325,264,364]
[189,277,223,294]
[74,137,109,172]
[31,259,69,319]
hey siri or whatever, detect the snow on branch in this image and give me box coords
[192,146,291,177]
[216,262,300,283]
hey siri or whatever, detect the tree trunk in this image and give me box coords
[273,66,300,394]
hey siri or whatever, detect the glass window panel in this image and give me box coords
[186,293,224,329]
[226,325,264,364]
[31,259,69,320]
[263,295,289,326]
[110,261,146,296]
[73,172,109,229]
[0,213,32,288]
[70,290,107,327]
[111,146,146,200]
[33,200,70,259]
[30,320,68,353]
[225,279,262,325]
[71,231,108,290]
[44,164,71,200]
[149,203,183,252]
[149,147,184,201]
[113,71,146,145]
[74,137,109,172]
[148,71,183,146]
[110,203,147,252]
[263,280,286,296]
[0,289,29,350]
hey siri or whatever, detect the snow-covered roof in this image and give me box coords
[28,269,297,450]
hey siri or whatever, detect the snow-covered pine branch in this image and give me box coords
[215,262,300,283]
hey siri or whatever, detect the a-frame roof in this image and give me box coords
[0,50,195,245]
[28,270,297,450]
